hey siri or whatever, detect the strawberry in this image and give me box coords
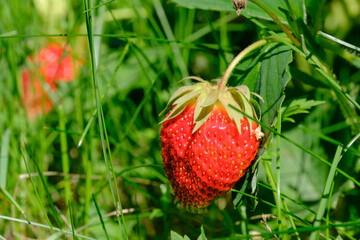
[22,43,81,119]
[160,78,263,210]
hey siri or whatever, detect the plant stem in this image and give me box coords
[248,0,300,46]
[219,39,268,90]
[59,106,71,214]
[309,146,343,240]
[275,109,284,238]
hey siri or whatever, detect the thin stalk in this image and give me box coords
[281,198,301,240]
[0,129,11,189]
[309,55,360,111]
[23,147,65,239]
[262,161,280,235]
[58,107,71,213]
[0,187,26,219]
[232,187,312,226]
[68,199,77,240]
[22,151,55,234]
[219,39,268,90]
[326,181,335,239]
[242,9,360,113]
[77,44,129,148]
[0,215,95,240]
[240,206,248,235]
[203,11,228,67]
[83,0,128,238]
[92,194,110,240]
[248,0,300,46]
[181,9,196,66]
[275,110,285,239]
[73,47,91,234]
[263,160,299,239]
[83,146,92,235]
[309,146,343,240]
[258,182,355,240]
[153,0,188,77]
[220,12,229,73]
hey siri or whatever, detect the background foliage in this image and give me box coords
[0,0,359,239]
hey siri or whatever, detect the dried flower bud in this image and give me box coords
[232,0,247,15]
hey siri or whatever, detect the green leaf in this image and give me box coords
[292,0,305,20]
[170,0,289,23]
[170,231,191,240]
[201,89,219,107]
[242,43,293,140]
[281,98,324,123]
[306,0,327,30]
[197,225,207,240]
[290,66,329,88]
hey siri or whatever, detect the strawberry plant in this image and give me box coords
[0,0,359,239]
[160,77,263,210]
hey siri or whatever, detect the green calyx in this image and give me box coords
[160,77,263,137]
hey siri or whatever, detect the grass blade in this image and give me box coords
[0,129,11,189]
[230,105,360,187]
[77,44,129,148]
[0,187,26,219]
[82,0,128,238]
[153,0,188,77]
[21,150,56,235]
[0,215,95,240]
[309,146,343,240]
[92,194,110,240]
[58,107,71,212]
[68,199,77,240]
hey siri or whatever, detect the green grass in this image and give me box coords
[0,0,360,239]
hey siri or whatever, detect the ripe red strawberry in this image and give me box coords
[160,78,263,210]
[22,43,81,119]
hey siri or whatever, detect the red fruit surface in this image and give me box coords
[22,43,80,119]
[38,43,75,84]
[22,70,53,119]
[161,103,260,210]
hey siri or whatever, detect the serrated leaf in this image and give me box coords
[281,98,324,122]
[242,43,293,140]
[239,62,261,91]
[170,0,290,24]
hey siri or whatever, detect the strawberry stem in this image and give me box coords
[219,39,268,91]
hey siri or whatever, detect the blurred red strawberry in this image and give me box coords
[22,43,80,119]
[38,43,75,84]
